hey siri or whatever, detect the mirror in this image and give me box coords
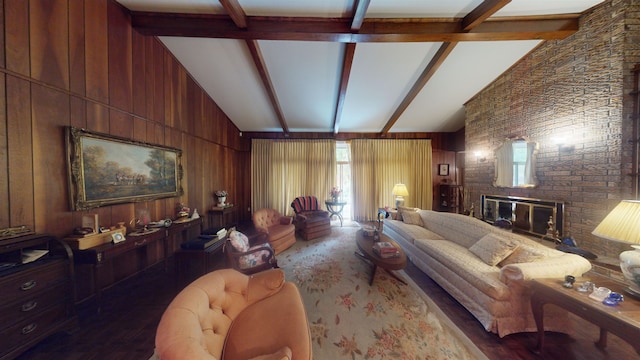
[493,137,539,188]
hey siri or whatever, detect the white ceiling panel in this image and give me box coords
[239,0,352,17]
[394,40,542,132]
[367,0,481,18]
[259,41,343,132]
[494,0,606,16]
[160,37,281,131]
[340,42,443,132]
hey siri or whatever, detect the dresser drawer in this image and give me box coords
[0,260,68,305]
[0,303,68,355]
[0,281,69,328]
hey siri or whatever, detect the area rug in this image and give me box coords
[278,227,488,360]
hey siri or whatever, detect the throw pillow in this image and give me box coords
[402,211,423,226]
[498,246,546,267]
[229,230,250,252]
[396,205,419,221]
[469,233,519,266]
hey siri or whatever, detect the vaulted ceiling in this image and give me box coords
[116,0,604,135]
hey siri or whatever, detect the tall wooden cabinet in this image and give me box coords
[0,233,76,359]
[438,184,462,213]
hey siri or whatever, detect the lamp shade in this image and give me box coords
[392,183,409,197]
[592,200,640,295]
[592,200,640,244]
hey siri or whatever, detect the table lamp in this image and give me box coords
[392,183,409,208]
[592,200,640,295]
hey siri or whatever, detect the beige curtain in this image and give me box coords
[351,139,432,221]
[251,139,336,216]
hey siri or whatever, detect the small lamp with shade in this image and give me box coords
[592,200,640,296]
[392,183,409,208]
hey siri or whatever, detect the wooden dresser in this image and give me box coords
[0,233,76,359]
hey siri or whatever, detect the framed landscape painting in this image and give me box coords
[66,127,183,211]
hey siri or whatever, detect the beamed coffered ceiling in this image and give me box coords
[116,0,605,135]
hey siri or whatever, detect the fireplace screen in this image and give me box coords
[481,195,564,240]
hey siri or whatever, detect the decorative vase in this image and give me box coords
[217,196,226,207]
[620,245,640,295]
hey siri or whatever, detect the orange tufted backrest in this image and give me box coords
[252,208,283,232]
[155,268,285,360]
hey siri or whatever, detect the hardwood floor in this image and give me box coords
[16,231,639,360]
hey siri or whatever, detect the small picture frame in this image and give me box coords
[111,232,126,244]
[438,164,450,176]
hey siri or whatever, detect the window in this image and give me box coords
[512,140,527,187]
[336,142,351,219]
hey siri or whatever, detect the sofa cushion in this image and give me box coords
[469,233,519,266]
[414,239,511,300]
[419,211,494,248]
[402,211,423,226]
[498,245,547,267]
[397,206,419,220]
[383,219,445,244]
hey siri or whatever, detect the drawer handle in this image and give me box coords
[21,323,37,335]
[135,239,147,246]
[21,300,38,312]
[20,280,37,291]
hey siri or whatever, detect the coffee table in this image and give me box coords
[530,274,640,355]
[354,229,407,285]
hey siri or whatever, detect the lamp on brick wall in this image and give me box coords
[592,200,640,296]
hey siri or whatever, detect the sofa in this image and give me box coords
[155,268,312,360]
[382,208,592,337]
[252,208,296,254]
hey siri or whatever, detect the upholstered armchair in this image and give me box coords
[155,268,312,360]
[252,208,296,254]
[291,196,331,240]
[224,230,278,275]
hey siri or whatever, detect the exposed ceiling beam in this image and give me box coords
[462,0,511,30]
[351,0,371,30]
[380,0,510,134]
[131,13,579,42]
[245,40,289,133]
[218,0,247,29]
[332,43,356,134]
[380,42,458,134]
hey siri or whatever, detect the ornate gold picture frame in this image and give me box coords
[66,127,183,211]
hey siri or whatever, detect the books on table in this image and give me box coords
[372,242,400,258]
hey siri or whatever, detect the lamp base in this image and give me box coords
[395,196,405,209]
[620,245,640,296]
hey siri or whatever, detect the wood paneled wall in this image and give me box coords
[0,0,250,238]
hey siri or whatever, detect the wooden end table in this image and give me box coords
[354,229,407,285]
[531,274,640,355]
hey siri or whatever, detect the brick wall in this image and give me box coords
[465,0,640,258]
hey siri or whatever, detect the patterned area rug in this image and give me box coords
[278,227,487,360]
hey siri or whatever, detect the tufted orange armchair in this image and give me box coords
[155,268,312,360]
[252,208,296,254]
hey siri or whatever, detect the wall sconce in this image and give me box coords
[552,136,574,152]
[474,151,486,162]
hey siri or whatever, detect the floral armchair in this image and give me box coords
[224,230,278,275]
[291,196,331,240]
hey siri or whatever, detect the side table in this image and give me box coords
[207,206,237,229]
[377,208,397,228]
[174,239,226,285]
[325,200,347,226]
[530,274,640,355]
